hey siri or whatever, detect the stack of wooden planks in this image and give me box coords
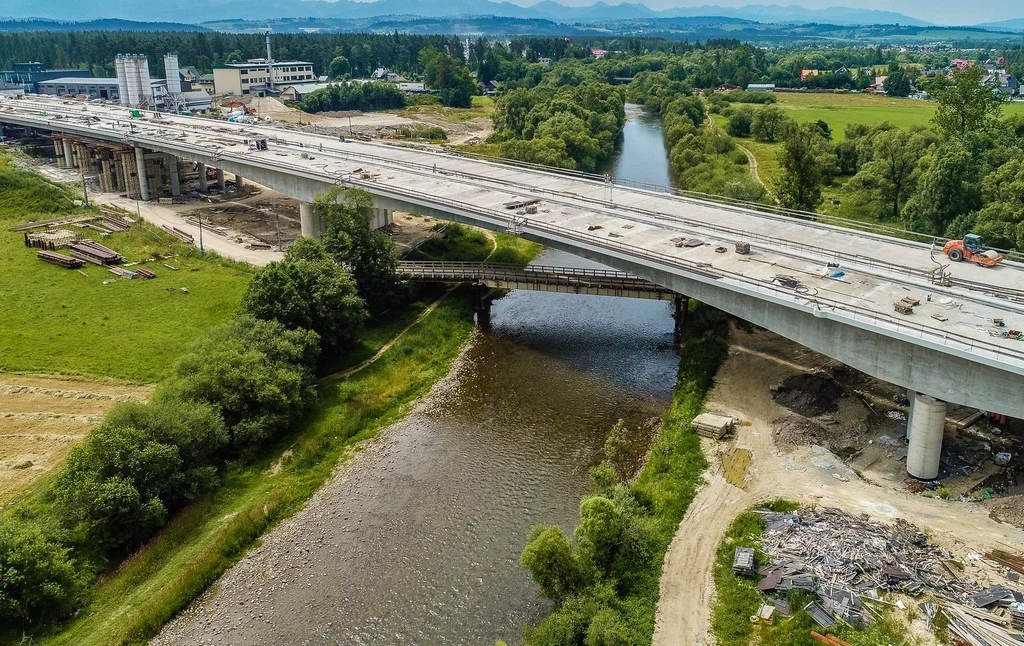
[69,240,125,265]
[37,250,84,269]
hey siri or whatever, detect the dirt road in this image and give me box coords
[652,329,1024,645]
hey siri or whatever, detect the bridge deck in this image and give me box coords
[397,261,676,299]
[4,96,1023,373]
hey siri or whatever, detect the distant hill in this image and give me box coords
[0,18,208,32]
[976,18,1024,32]
[0,0,934,27]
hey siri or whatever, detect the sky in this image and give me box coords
[499,0,1023,25]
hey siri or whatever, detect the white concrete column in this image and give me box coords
[234,173,244,191]
[63,139,74,168]
[134,146,150,201]
[216,168,225,191]
[167,156,180,197]
[906,393,946,480]
[299,202,317,239]
[197,162,207,193]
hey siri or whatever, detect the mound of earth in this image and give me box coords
[771,415,860,454]
[772,372,844,417]
[984,495,1024,530]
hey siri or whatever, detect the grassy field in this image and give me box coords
[35,231,540,646]
[0,153,252,383]
[773,92,1024,141]
[395,95,495,123]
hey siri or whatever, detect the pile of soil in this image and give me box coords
[772,372,845,417]
[771,415,859,454]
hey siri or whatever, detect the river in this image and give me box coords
[155,105,676,645]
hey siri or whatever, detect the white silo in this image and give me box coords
[115,54,129,105]
[164,53,181,95]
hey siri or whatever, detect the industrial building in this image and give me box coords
[0,63,92,93]
[212,59,316,96]
[37,77,120,100]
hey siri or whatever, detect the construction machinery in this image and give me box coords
[942,234,1004,267]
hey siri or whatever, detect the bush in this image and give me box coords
[241,238,367,352]
[0,518,89,626]
[163,317,318,449]
[726,107,754,137]
[300,82,406,113]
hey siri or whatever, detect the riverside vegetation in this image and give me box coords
[0,156,539,643]
[517,303,730,644]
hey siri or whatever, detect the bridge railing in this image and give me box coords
[22,108,1023,366]
[397,261,641,280]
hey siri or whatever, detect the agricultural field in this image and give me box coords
[773,92,1024,140]
[0,153,253,383]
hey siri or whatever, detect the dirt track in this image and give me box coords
[652,328,1024,645]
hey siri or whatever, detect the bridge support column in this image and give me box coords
[167,156,180,197]
[134,146,150,201]
[234,173,244,192]
[474,283,494,331]
[672,295,689,346]
[299,202,319,239]
[197,162,207,193]
[63,139,74,168]
[906,393,946,480]
[216,168,225,191]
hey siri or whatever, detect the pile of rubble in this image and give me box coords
[748,507,1024,644]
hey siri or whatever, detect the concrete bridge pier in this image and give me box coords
[473,283,495,331]
[299,202,319,239]
[216,168,226,191]
[62,138,73,169]
[672,295,689,346]
[167,156,180,197]
[197,162,207,193]
[134,146,150,201]
[906,393,947,480]
[234,173,244,192]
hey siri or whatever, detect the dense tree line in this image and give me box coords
[300,82,406,113]
[0,31,464,79]
[492,75,626,172]
[0,188,406,630]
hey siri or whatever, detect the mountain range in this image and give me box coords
[0,0,940,27]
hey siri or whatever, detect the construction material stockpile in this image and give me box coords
[37,250,84,269]
[69,240,125,266]
[755,508,1024,645]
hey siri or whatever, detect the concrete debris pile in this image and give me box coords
[754,508,1024,644]
[771,372,844,417]
[756,508,978,623]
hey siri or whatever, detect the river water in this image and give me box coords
[156,106,676,645]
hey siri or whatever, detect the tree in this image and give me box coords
[751,105,789,142]
[500,137,576,169]
[317,187,405,313]
[164,317,318,449]
[882,63,912,98]
[933,66,1003,138]
[775,123,834,211]
[328,55,350,80]
[575,496,624,575]
[241,237,367,352]
[904,142,982,234]
[420,46,477,108]
[521,525,586,604]
[602,420,630,480]
[53,424,183,550]
[585,608,633,646]
[726,106,754,137]
[0,519,89,625]
[851,129,923,219]
[973,157,1024,249]
[536,113,602,172]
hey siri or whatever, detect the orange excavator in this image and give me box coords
[943,234,1004,267]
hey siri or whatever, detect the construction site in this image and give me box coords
[656,324,1024,646]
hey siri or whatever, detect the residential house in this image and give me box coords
[590,48,607,59]
[800,69,821,81]
[982,72,1019,96]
